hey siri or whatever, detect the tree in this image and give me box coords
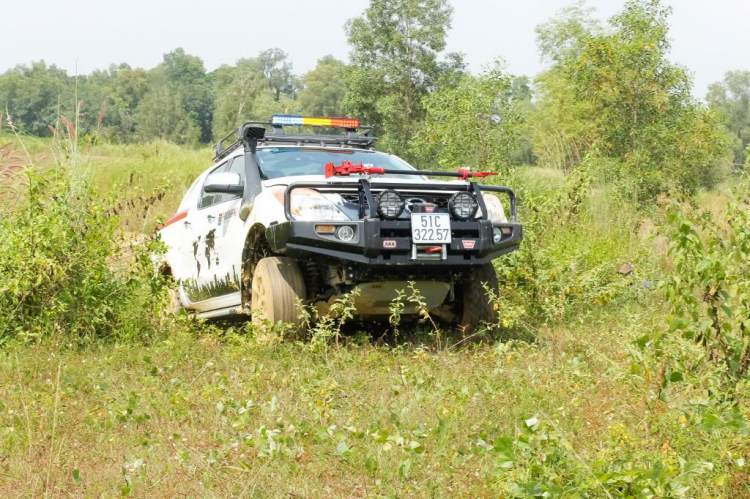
[567,0,729,194]
[212,60,266,139]
[532,4,602,169]
[160,48,214,142]
[111,65,150,138]
[211,53,302,140]
[344,0,453,157]
[298,56,347,117]
[535,1,602,64]
[707,71,750,167]
[414,63,522,170]
[0,61,72,136]
[256,49,301,101]
[534,0,730,196]
[507,76,536,165]
[133,69,200,145]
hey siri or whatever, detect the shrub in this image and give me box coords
[414,63,523,170]
[535,0,732,198]
[0,165,169,344]
[660,175,750,385]
[487,416,715,496]
[493,160,654,325]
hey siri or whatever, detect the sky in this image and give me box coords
[2,0,748,99]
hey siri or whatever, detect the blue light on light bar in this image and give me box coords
[272,115,304,126]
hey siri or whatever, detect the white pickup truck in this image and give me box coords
[157,115,522,331]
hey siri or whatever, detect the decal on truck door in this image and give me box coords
[204,229,216,269]
[184,266,242,303]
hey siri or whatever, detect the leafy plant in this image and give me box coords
[415,62,523,169]
[661,175,750,386]
[308,289,360,350]
[0,163,170,343]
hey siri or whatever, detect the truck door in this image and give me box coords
[185,157,245,310]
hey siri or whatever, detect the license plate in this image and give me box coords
[411,213,452,244]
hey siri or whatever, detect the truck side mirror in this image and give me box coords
[204,172,244,194]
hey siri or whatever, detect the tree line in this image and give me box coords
[1,0,748,197]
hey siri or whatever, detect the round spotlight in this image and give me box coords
[377,190,405,219]
[493,227,503,244]
[336,225,355,242]
[449,192,479,220]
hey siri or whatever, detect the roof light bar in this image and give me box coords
[271,115,360,129]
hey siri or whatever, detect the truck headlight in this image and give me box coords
[274,187,350,221]
[481,194,508,223]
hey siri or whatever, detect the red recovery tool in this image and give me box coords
[325,161,385,178]
[324,161,499,180]
[456,168,497,180]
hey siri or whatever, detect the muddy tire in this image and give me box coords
[167,286,183,315]
[251,257,307,328]
[458,263,499,332]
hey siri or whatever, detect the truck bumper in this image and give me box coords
[265,219,522,267]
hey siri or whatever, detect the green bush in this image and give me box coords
[0,165,169,344]
[660,175,750,385]
[414,63,523,170]
[486,416,716,496]
[493,161,655,326]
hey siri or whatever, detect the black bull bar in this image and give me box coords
[265,179,522,267]
[282,178,518,222]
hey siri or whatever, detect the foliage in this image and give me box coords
[484,415,717,497]
[661,176,750,385]
[211,59,268,139]
[531,2,602,170]
[0,163,169,343]
[133,48,214,145]
[0,61,72,136]
[133,76,202,145]
[298,56,347,117]
[531,68,599,170]
[254,48,301,101]
[81,64,150,142]
[494,162,653,325]
[0,47,304,145]
[707,70,750,167]
[344,0,454,158]
[414,63,523,169]
[535,0,602,64]
[307,290,360,351]
[534,0,731,198]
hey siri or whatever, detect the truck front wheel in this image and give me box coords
[458,263,499,332]
[251,257,307,328]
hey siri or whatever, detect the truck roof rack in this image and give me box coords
[213,116,378,162]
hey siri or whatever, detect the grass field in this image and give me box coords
[1,135,749,497]
[0,305,662,497]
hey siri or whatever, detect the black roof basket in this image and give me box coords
[213,119,378,162]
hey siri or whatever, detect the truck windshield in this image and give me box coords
[256,147,422,180]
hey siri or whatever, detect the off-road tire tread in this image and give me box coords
[251,257,306,327]
[459,263,499,332]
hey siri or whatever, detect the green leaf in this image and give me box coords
[398,459,412,480]
[335,441,350,456]
[669,371,684,383]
